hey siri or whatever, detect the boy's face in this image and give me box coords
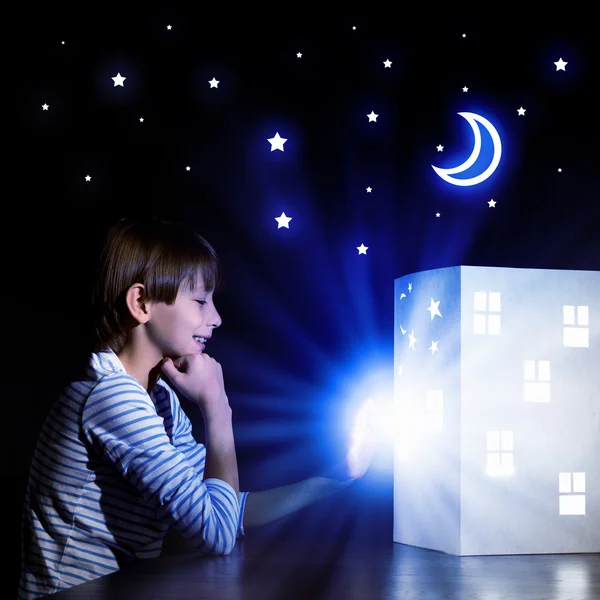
[145,275,221,358]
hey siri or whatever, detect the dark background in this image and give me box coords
[9,5,598,595]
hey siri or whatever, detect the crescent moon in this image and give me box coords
[432,112,502,186]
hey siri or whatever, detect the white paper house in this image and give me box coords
[393,266,599,555]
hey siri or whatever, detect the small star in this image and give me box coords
[186,166,191,171]
[275,212,292,228]
[517,107,526,116]
[488,199,496,207]
[139,117,144,122]
[61,41,65,45]
[112,73,126,87]
[429,341,439,355]
[435,212,441,217]
[383,59,392,68]
[352,26,356,30]
[42,103,49,110]
[296,52,302,58]
[408,283,412,292]
[367,111,378,122]
[462,86,468,92]
[209,78,219,88]
[427,298,442,320]
[357,243,368,255]
[436,144,444,152]
[268,132,287,151]
[462,33,466,37]
[85,175,91,182]
[166,25,172,30]
[366,187,372,193]
[558,168,562,172]
[554,58,568,71]
[408,329,417,349]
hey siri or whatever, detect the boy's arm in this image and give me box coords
[240,427,374,529]
[165,385,368,533]
[241,475,352,529]
[83,376,240,555]
[167,386,248,537]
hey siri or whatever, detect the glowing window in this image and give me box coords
[523,360,551,403]
[485,430,514,476]
[559,472,586,516]
[563,305,589,348]
[473,291,501,335]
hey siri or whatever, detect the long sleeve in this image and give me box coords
[164,384,249,537]
[82,375,240,555]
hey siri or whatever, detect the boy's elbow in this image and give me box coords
[211,537,237,556]
[221,542,236,556]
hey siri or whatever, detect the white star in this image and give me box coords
[408,283,412,292]
[557,168,562,172]
[186,166,191,171]
[352,26,356,30]
[517,107,526,116]
[488,199,496,207]
[275,212,292,228]
[383,59,392,68]
[408,329,417,349]
[209,78,219,88]
[429,341,439,355]
[112,73,126,87]
[366,187,372,193]
[139,117,144,122]
[85,175,91,181]
[268,132,287,151]
[367,111,378,122]
[357,243,368,255]
[554,58,567,71]
[462,86,468,92]
[397,364,403,376]
[297,52,302,58]
[61,41,65,45]
[462,33,466,38]
[436,212,441,217]
[436,144,443,152]
[427,298,442,320]
[42,103,49,110]
[167,25,172,30]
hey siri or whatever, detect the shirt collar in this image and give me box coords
[91,348,167,393]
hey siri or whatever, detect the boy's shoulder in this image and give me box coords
[153,376,179,402]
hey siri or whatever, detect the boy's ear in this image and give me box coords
[125,284,151,324]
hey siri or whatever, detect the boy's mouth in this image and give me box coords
[193,336,206,350]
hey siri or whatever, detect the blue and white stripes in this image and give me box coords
[19,349,247,599]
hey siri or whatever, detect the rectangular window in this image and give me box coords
[473,291,501,335]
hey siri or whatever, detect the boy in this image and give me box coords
[18,216,373,599]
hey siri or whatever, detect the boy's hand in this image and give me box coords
[160,353,230,416]
[329,398,377,483]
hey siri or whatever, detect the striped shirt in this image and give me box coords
[18,349,248,599]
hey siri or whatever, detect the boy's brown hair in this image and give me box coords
[91,216,222,354]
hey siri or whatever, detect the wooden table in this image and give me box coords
[47,533,600,599]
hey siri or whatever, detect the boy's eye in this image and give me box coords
[196,300,207,306]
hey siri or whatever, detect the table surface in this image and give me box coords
[46,534,600,600]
